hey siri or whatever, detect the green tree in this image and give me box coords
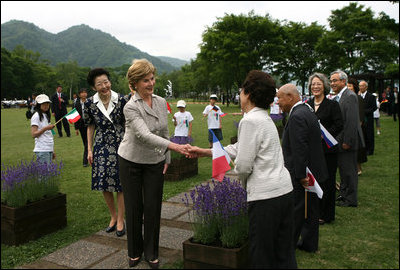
[316,2,399,76]
[198,11,284,96]
[276,21,325,94]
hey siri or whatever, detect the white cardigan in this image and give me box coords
[225,107,293,202]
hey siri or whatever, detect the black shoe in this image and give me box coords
[67,134,71,137]
[319,219,325,225]
[105,222,117,233]
[83,164,88,167]
[336,201,357,207]
[146,259,159,269]
[336,195,344,202]
[129,256,141,268]
[116,224,126,237]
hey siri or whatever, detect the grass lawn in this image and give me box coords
[1,103,399,269]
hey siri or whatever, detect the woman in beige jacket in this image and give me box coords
[117,59,188,269]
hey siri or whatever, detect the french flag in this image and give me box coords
[306,167,323,199]
[319,121,338,148]
[210,129,231,182]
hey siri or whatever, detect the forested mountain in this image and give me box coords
[1,20,185,73]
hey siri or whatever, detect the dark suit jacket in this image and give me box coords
[282,103,328,187]
[51,92,69,115]
[336,88,364,151]
[307,97,343,154]
[73,99,87,130]
[363,91,377,122]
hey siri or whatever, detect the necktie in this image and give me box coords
[58,93,62,109]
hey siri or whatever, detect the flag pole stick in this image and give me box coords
[54,116,65,126]
[305,190,308,219]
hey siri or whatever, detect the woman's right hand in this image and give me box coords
[87,150,93,166]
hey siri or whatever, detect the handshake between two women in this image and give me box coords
[168,143,213,159]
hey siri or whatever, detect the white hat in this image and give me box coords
[210,94,218,99]
[35,94,52,104]
[177,100,186,108]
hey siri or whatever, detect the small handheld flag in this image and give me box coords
[319,121,338,148]
[306,167,323,199]
[166,102,172,114]
[64,108,81,124]
[210,129,231,182]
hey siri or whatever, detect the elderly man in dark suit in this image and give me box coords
[359,81,377,156]
[278,83,328,253]
[51,85,71,137]
[330,70,363,207]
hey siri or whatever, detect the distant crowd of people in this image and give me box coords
[28,57,397,268]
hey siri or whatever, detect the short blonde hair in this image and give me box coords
[126,59,156,88]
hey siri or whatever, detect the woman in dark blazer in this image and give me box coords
[307,73,343,225]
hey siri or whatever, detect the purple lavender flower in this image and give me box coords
[1,158,63,207]
[183,177,248,247]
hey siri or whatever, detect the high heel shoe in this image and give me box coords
[105,222,117,233]
[116,223,126,237]
[129,256,141,267]
[146,259,159,269]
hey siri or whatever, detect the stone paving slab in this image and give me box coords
[43,240,117,269]
[159,226,193,250]
[176,209,194,223]
[161,202,189,220]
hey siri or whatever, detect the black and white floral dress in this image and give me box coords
[84,91,127,192]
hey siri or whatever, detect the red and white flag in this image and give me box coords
[306,167,323,199]
[210,129,231,182]
[64,108,81,123]
[166,101,172,114]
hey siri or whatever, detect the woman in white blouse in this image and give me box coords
[188,70,297,268]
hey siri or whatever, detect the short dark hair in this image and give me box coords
[241,70,276,109]
[87,68,110,87]
[79,88,88,94]
[348,77,359,93]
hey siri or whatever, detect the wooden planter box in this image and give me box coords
[1,193,67,246]
[165,157,198,181]
[183,237,249,269]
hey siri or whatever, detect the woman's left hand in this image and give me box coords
[163,163,169,174]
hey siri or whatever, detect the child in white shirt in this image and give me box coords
[202,94,225,148]
[173,100,194,138]
[31,94,56,164]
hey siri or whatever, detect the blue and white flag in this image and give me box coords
[319,121,338,148]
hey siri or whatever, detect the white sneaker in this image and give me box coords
[377,131,381,135]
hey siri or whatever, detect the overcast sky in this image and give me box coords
[2,1,398,61]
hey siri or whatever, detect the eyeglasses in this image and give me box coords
[95,80,110,87]
[330,79,341,83]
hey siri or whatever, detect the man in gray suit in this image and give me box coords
[330,70,362,207]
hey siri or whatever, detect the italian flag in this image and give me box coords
[64,108,81,123]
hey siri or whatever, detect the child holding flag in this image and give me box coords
[203,94,226,148]
[30,94,56,164]
[173,100,193,139]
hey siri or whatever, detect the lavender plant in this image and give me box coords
[183,177,248,248]
[170,136,193,159]
[1,159,63,208]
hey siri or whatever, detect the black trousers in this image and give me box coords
[248,192,297,269]
[55,111,70,136]
[320,154,337,223]
[79,126,88,165]
[293,182,320,252]
[118,156,164,261]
